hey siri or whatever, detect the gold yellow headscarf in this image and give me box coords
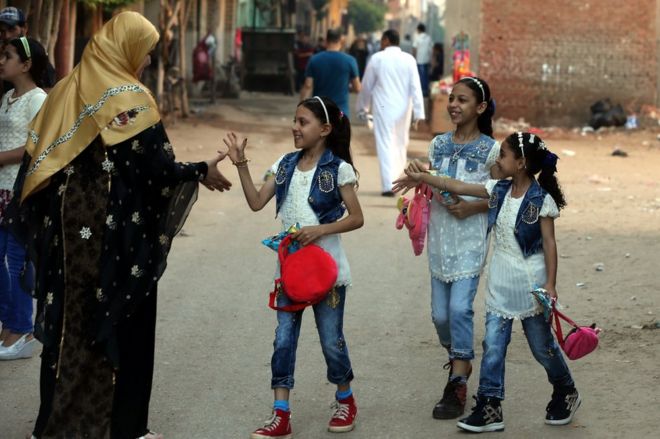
[21,11,161,201]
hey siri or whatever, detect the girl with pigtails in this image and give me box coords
[394,132,581,433]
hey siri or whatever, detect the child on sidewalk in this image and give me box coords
[0,37,48,360]
[223,96,364,439]
[394,132,580,432]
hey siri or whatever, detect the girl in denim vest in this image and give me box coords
[395,76,499,420]
[223,96,364,439]
[395,132,579,433]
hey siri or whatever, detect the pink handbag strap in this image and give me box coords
[551,301,579,347]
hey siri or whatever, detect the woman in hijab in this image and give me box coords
[9,12,230,439]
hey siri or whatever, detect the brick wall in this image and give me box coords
[479,0,657,126]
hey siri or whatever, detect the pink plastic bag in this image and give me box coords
[395,183,433,256]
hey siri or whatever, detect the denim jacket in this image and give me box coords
[430,133,496,181]
[274,149,345,224]
[487,179,547,257]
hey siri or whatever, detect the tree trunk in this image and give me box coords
[46,0,64,68]
[55,0,71,79]
[178,0,191,117]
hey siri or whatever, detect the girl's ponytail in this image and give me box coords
[298,97,358,178]
[505,131,567,210]
[537,150,566,209]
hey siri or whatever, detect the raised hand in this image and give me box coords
[202,151,232,192]
[222,131,248,164]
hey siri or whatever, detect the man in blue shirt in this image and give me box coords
[300,29,361,118]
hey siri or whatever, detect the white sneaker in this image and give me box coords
[0,334,37,360]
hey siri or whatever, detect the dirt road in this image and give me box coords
[1,93,658,438]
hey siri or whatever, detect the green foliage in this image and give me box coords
[347,0,386,34]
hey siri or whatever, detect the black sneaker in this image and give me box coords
[545,386,581,425]
[457,396,504,433]
[432,376,468,419]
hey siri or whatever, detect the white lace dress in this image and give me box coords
[484,180,560,319]
[270,156,357,287]
[427,136,500,281]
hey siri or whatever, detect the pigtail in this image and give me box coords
[508,132,567,210]
[537,151,566,210]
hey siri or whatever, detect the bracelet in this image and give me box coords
[232,158,250,167]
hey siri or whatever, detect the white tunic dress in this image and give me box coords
[427,135,500,282]
[484,180,560,319]
[270,156,357,287]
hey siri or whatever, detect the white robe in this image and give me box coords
[356,46,425,192]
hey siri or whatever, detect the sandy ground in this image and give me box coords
[1,92,659,439]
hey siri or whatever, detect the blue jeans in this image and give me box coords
[417,63,430,97]
[271,286,354,389]
[431,276,479,360]
[0,227,33,333]
[478,312,574,400]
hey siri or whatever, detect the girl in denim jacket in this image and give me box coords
[395,132,579,433]
[223,96,364,439]
[397,76,500,420]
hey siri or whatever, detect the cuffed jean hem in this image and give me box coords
[271,377,295,390]
[449,348,475,361]
[477,386,505,401]
[328,369,354,386]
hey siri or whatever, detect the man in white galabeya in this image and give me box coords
[356,29,425,196]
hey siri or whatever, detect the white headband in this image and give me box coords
[313,96,329,124]
[464,77,485,102]
[517,132,525,160]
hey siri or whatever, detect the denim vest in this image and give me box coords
[430,133,495,181]
[274,149,345,224]
[487,179,547,257]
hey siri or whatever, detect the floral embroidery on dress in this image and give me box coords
[159,235,169,246]
[46,292,54,305]
[131,139,144,153]
[131,212,142,224]
[96,288,105,301]
[161,187,171,197]
[64,165,75,176]
[57,184,66,196]
[130,265,143,277]
[101,158,114,173]
[79,227,92,239]
[105,215,116,230]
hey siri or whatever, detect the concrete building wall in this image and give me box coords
[479,0,657,126]
[443,0,482,80]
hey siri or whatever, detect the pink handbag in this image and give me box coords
[395,183,434,256]
[551,302,600,360]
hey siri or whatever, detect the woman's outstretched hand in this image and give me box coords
[222,131,248,164]
[202,151,232,191]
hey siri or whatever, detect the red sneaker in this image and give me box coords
[251,409,292,439]
[328,395,358,433]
